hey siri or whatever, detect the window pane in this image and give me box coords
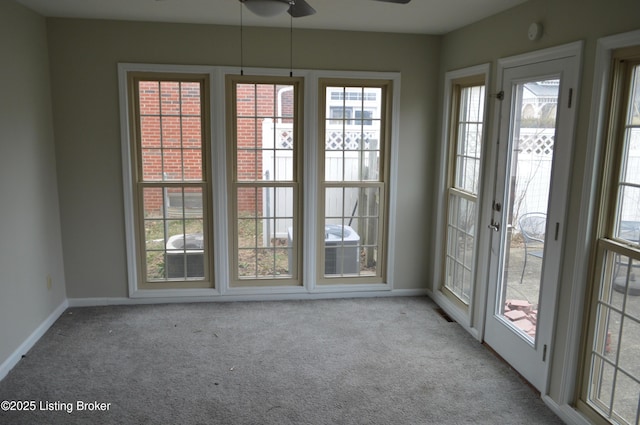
[362,150,380,181]
[321,82,388,281]
[325,187,343,217]
[140,116,161,148]
[359,218,379,277]
[442,79,485,305]
[237,187,261,218]
[323,186,380,278]
[456,156,480,193]
[141,186,206,281]
[180,82,201,116]
[625,65,640,124]
[444,193,475,303]
[325,148,344,181]
[256,84,275,117]
[616,185,640,245]
[236,83,296,184]
[237,185,294,279]
[343,153,361,182]
[621,128,640,187]
[363,132,380,151]
[325,85,383,184]
[139,80,204,184]
[324,225,361,277]
[460,85,485,122]
[232,80,299,283]
[161,116,181,148]
[237,149,259,181]
[237,118,258,149]
[181,188,203,218]
[183,149,202,181]
[142,187,164,218]
[453,84,485,196]
[238,249,257,277]
[587,247,640,424]
[367,88,382,120]
[160,81,180,115]
[132,76,210,287]
[237,84,256,117]
[138,81,160,115]
[619,318,640,378]
[141,149,162,181]
[182,117,201,149]
[162,149,183,180]
[146,251,165,280]
[612,373,640,424]
[238,218,257,248]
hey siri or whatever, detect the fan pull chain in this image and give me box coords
[289,5,293,78]
[240,1,244,76]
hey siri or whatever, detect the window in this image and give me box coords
[580,47,640,425]
[319,81,391,283]
[120,65,399,294]
[226,76,303,286]
[442,76,486,306]
[127,73,213,289]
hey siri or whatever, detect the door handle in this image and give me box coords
[488,220,500,232]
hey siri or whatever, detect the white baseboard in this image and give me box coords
[431,290,480,341]
[68,288,429,307]
[0,299,68,381]
[542,395,594,425]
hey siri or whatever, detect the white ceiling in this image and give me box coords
[16,0,528,35]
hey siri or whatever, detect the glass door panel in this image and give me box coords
[498,79,559,343]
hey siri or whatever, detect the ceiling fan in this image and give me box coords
[240,0,411,18]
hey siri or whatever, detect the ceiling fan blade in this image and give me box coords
[372,0,411,3]
[288,0,316,17]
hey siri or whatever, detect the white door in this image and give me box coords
[484,47,580,392]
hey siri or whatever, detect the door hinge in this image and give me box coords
[568,88,573,108]
[543,344,548,362]
[496,90,504,101]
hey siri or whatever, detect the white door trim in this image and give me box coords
[553,29,640,413]
[482,41,583,393]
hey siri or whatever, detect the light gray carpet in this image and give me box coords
[0,297,564,424]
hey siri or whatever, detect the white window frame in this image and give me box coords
[119,64,400,299]
[432,64,490,339]
[317,79,393,286]
[225,75,304,287]
[119,63,220,298]
[577,44,640,425]
[541,29,640,425]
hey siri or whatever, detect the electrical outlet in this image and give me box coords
[46,275,52,290]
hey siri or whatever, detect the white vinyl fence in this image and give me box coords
[513,127,640,232]
[511,128,555,222]
[261,119,378,244]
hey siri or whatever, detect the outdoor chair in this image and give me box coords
[518,212,547,284]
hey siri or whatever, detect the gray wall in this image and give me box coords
[0,1,66,366]
[439,0,640,402]
[46,19,438,298]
